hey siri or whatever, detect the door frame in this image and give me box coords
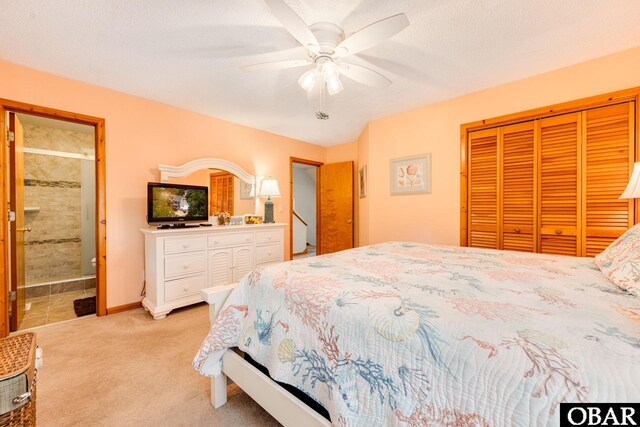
[289,157,323,259]
[0,99,107,337]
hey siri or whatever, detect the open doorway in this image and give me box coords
[289,157,355,260]
[0,100,106,337]
[10,114,96,330]
[291,160,321,259]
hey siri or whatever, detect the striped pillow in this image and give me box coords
[594,223,640,296]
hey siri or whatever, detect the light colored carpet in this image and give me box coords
[28,303,281,426]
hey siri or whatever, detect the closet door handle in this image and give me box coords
[555,229,562,235]
[17,227,32,233]
[514,227,521,233]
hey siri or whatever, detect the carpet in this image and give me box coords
[28,303,280,426]
[72,296,96,317]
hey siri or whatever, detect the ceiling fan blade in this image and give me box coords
[334,13,409,57]
[339,63,391,88]
[241,59,312,71]
[264,0,319,51]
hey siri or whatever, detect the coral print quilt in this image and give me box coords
[193,242,640,427]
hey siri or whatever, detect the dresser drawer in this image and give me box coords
[208,232,253,247]
[164,236,206,254]
[164,274,205,301]
[164,254,206,278]
[255,230,281,244]
[255,242,281,264]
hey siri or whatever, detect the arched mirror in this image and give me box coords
[158,158,261,217]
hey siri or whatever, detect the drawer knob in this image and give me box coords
[246,238,250,241]
[183,264,189,270]
[267,251,272,255]
[183,286,189,292]
[514,227,521,233]
[555,229,562,235]
[182,243,189,249]
[267,236,272,240]
[214,240,219,244]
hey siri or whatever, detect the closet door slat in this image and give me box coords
[582,102,635,257]
[468,128,499,249]
[501,121,536,252]
[538,113,581,256]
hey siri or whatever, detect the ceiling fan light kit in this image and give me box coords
[246,0,410,118]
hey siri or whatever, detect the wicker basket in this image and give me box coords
[0,333,37,427]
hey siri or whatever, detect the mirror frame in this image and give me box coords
[158,158,262,214]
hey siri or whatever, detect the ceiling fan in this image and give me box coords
[242,0,410,118]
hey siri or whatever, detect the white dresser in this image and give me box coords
[141,223,286,319]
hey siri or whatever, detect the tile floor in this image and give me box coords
[19,288,96,330]
[293,245,316,260]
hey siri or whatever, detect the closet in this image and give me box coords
[462,92,636,257]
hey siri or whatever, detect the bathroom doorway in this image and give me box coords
[11,114,96,329]
[0,100,107,336]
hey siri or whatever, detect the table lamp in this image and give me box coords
[621,162,640,199]
[258,177,281,223]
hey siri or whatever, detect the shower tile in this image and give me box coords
[51,280,84,294]
[84,278,96,290]
[26,284,50,299]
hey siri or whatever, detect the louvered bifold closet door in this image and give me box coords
[538,113,582,256]
[582,102,635,257]
[468,128,499,249]
[501,122,536,252]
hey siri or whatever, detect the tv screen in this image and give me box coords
[147,182,208,224]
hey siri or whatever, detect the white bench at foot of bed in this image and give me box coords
[201,285,331,427]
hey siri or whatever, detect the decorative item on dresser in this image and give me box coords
[141,223,286,320]
[258,177,281,223]
[461,87,639,256]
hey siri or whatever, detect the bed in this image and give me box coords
[193,241,640,426]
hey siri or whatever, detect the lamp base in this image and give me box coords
[264,199,275,223]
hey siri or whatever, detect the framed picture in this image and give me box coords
[390,153,431,195]
[358,165,367,198]
[239,181,254,200]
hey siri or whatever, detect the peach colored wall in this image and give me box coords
[0,60,325,309]
[362,46,640,247]
[356,125,370,246]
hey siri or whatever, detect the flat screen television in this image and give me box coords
[147,182,208,224]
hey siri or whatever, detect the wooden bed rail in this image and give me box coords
[200,284,331,427]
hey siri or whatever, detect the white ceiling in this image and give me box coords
[2,1,640,146]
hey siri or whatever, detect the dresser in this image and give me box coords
[141,223,286,319]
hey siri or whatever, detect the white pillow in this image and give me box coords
[594,223,640,296]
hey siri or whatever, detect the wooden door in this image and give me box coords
[500,122,537,252]
[468,128,499,249]
[582,102,635,256]
[319,161,353,255]
[208,249,232,287]
[538,113,581,256]
[209,172,234,215]
[232,246,254,282]
[9,113,26,331]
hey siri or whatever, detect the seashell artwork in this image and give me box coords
[278,338,296,363]
[368,297,420,341]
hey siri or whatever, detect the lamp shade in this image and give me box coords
[258,178,281,198]
[621,162,640,199]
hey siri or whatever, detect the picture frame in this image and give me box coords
[358,165,367,198]
[239,181,254,200]
[390,153,431,195]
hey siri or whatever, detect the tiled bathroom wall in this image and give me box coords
[23,123,94,287]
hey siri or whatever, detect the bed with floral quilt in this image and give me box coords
[193,242,640,426]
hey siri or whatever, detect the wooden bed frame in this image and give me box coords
[201,285,331,427]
